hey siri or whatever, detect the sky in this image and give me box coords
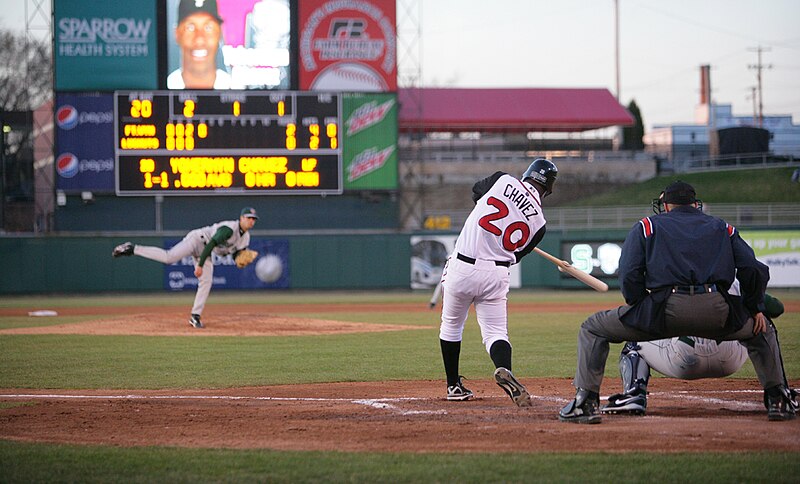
[2,0,798,131]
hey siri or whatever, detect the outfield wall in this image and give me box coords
[2,228,796,294]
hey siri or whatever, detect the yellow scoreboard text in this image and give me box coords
[136,156,322,189]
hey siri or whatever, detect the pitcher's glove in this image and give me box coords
[234,249,258,269]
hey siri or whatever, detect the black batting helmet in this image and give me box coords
[522,158,558,197]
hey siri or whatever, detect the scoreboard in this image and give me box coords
[114,90,342,195]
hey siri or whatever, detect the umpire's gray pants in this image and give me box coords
[574,292,786,393]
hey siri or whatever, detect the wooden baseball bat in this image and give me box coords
[533,247,609,292]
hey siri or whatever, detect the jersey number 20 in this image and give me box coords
[478,197,530,251]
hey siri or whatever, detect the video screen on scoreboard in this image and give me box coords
[559,241,625,279]
[166,0,292,90]
[114,90,342,195]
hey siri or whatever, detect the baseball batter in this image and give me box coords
[439,158,558,406]
[112,207,259,328]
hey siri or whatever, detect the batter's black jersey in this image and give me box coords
[618,205,768,314]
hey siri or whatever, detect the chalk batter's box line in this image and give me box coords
[0,390,763,401]
[0,393,448,416]
[0,390,765,413]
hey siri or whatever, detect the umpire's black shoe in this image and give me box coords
[765,385,797,422]
[559,389,601,424]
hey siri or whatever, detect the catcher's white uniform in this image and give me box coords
[637,336,747,379]
[440,173,546,352]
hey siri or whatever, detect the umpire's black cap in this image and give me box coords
[663,181,696,205]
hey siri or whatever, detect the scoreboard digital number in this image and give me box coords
[114,90,342,195]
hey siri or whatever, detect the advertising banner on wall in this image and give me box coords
[54,0,158,90]
[164,238,290,291]
[55,93,116,192]
[559,241,625,279]
[342,93,397,190]
[559,232,800,288]
[166,0,292,89]
[410,235,521,291]
[299,0,396,91]
[740,230,800,288]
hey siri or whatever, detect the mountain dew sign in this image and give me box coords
[342,93,398,190]
[740,230,800,288]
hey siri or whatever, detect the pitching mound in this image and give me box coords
[0,312,422,337]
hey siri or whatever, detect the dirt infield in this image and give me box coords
[1,303,798,453]
[0,312,421,337]
[0,301,629,319]
[1,379,798,453]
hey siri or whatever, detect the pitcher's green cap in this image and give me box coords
[240,207,258,219]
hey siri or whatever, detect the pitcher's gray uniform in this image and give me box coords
[112,207,259,328]
[137,220,250,313]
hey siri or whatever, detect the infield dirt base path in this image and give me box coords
[1,378,798,453]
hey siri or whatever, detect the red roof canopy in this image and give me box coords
[398,87,634,133]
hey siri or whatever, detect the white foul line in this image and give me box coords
[0,389,766,414]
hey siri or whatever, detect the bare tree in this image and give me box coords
[1,28,52,231]
[0,28,52,111]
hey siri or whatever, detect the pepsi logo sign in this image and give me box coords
[56,105,78,130]
[56,153,80,178]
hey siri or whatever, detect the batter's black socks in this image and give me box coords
[440,339,462,387]
[490,340,512,371]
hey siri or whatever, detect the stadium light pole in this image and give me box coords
[613,0,623,150]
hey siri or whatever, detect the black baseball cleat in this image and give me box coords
[494,367,533,407]
[765,385,797,422]
[446,376,474,401]
[112,242,134,258]
[601,391,647,415]
[189,314,204,329]
[559,389,602,424]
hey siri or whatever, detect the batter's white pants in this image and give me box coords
[439,256,511,353]
[133,229,214,316]
[638,338,748,380]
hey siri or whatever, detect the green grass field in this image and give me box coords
[1,290,799,482]
[564,167,799,206]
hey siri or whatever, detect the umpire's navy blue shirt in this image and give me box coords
[619,205,768,315]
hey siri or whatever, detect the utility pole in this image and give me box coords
[747,86,758,125]
[747,46,772,128]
